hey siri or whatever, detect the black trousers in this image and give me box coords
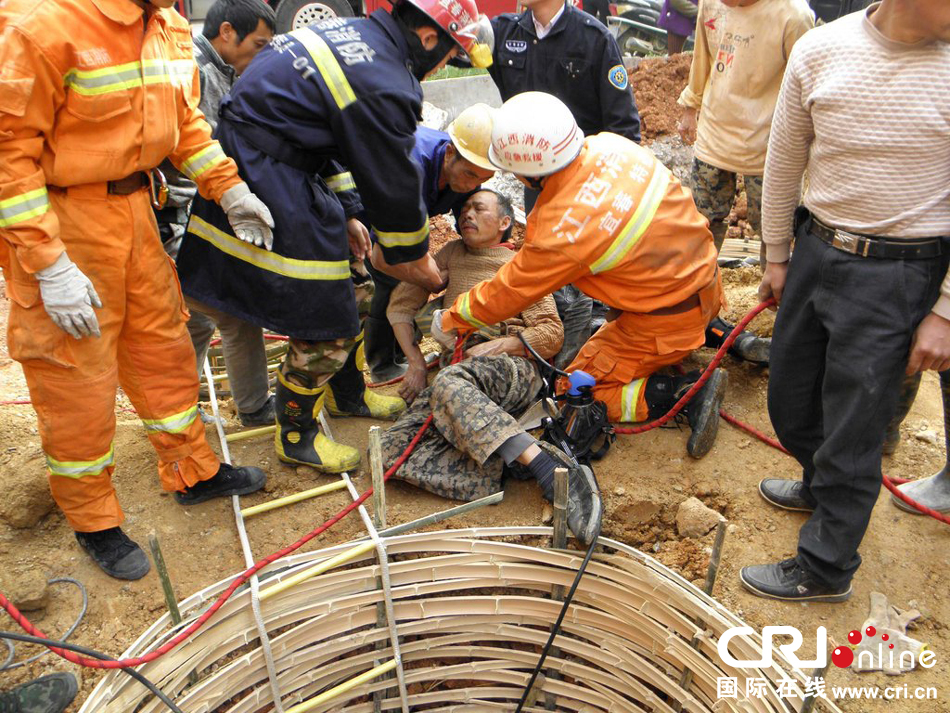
[768,213,948,587]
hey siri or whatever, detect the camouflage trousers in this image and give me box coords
[379,355,543,501]
[283,258,374,385]
[690,157,763,254]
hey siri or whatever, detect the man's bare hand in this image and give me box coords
[398,363,428,403]
[465,336,523,359]
[907,312,950,375]
[757,261,789,307]
[371,246,446,292]
[677,107,698,145]
[347,218,371,260]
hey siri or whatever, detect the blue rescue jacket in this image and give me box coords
[177,11,430,341]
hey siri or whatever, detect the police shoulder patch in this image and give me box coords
[608,64,628,90]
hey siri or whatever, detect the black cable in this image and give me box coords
[0,631,185,713]
[518,332,570,379]
[514,333,603,710]
[514,520,602,713]
[1,578,88,672]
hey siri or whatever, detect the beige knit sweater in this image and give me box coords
[387,239,564,359]
[762,5,950,315]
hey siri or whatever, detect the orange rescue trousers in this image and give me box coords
[5,186,219,532]
[567,276,723,423]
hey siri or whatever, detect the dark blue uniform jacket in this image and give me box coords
[488,4,641,142]
[177,11,430,340]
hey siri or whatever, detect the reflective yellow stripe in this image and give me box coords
[590,167,670,275]
[188,215,351,281]
[456,292,490,331]
[325,172,356,193]
[181,143,228,180]
[289,29,357,109]
[141,405,198,435]
[374,222,429,249]
[620,378,646,422]
[47,445,115,479]
[64,59,193,96]
[0,188,50,228]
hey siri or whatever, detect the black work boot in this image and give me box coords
[174,462,266,505]
[740,558,852,602]
[529,441,603,545]
[275,370,360,472]
[325,347,406,420]
[893,369,950,514]
[645,370,729,459]
[0,673,78,713]
[75,527,150,580]
[364,315,408,383]
[882,372,921,455]
[705,316,771,365]
[239,394,276,428]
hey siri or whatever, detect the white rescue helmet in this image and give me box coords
[447,103,496,171]
[488,92,583,177]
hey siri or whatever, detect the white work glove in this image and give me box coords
[430,309,457,350]
[852,591,927,675]
[35,252,102,339]
[221,183,275,251]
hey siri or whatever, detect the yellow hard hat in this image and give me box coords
[447,103,496,172]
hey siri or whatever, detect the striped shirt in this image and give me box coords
[762,4,950,313]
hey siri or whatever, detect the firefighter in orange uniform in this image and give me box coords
[0,0,272,580]
[437,92,729,458]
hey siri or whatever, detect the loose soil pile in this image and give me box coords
[630,52,692,141]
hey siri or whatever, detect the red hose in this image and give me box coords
[614,299,775,434]
[0,338,466,669]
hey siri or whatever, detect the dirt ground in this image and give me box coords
[1,269,948,712]
[2,56,949,713]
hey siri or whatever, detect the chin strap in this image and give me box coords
[398,20,457,81]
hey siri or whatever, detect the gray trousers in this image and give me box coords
[186,296,270,414]
[768,213,948,586]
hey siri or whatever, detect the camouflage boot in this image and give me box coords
[0,674,78,713]
[882,372,921,456]
[325,347,406,421]
[275,370,360,473]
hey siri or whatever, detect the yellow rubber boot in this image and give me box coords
[325,347,406,421]
[275,371,360,473]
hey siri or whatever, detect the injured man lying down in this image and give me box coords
[380,188,602,543]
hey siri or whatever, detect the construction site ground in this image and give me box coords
[1,54,949,713]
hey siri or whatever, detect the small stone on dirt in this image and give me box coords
[541,503,553,524]
[914,430,938,445]
[0,567,48,611]
[0,462,55,528]
[676,497,724,538]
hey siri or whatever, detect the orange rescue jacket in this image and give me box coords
[443,133,718,333]
[0,0,242,274]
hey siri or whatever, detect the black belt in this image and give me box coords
[808,215,943,260]
[107,171,149,195]
[221,108,327,175]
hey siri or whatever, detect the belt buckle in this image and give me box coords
[832,229,869,257]
[149,168,169,210]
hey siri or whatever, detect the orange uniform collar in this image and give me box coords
[90,0,145,26]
